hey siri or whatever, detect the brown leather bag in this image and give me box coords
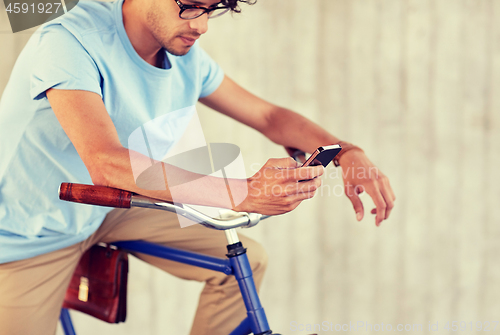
[63,244,128,323]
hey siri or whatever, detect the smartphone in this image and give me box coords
[301,144,342,167]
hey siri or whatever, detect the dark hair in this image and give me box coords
[220,0,257,13]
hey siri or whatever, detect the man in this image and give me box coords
[0,0,395,334]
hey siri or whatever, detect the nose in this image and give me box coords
[188,13,208,35]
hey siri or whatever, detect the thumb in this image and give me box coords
[266,157,299,169]
[345,183,364,221]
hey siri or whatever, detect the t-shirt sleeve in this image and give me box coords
[30,24,102,101]
[197,46,224,98]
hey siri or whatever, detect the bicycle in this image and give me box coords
[57,149,319,335]
[57,183,317,335]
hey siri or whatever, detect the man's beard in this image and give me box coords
[160,37,190,56]
[149,32,186,57]
[147,11,191,57]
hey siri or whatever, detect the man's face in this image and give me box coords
[146,0,221,56]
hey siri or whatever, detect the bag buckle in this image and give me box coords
[78,277,89,302]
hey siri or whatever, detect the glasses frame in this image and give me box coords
[174,0,230,20]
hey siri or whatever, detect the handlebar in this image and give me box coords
[59,183,269,230]
[59,150,306,230]
[59,183,133,208]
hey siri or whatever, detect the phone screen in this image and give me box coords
[301,145,342,168]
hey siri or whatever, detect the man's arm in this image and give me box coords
[46,89,324,215]
[199,76,336,153]
[200,75,396,226]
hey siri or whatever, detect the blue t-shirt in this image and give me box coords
[0,0,224,263]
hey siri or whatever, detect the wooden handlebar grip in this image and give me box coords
[59,183,132,208]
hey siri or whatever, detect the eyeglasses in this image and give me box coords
[174,0,230,20]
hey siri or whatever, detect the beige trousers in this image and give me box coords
[0,207,268,335]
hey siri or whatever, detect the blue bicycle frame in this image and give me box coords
[59,239,273,335]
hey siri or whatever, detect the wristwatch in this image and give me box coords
[333,141,364,167]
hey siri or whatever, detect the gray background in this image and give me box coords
[1,0,499,334]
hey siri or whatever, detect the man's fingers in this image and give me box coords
[267,157,298,169]
[382,177,396,219]
[355,185,365,195]
[275,178,321,198]
[345,183,364,221]
[380,186,395,220]
[364,184,386,226]
[383,177,396,201]
[274,186,318,213]
[296,177,322,194]
[290,165,324,181]
[284,157,300,168]
[289,187,318,202]
[263,159,324,181]
[363,176,395,223]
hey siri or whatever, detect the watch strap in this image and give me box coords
[333,141,364,167]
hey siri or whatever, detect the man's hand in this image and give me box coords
[234,157,324,215]
[338,149,396,226]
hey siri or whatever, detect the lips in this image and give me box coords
[179,36,198,46]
